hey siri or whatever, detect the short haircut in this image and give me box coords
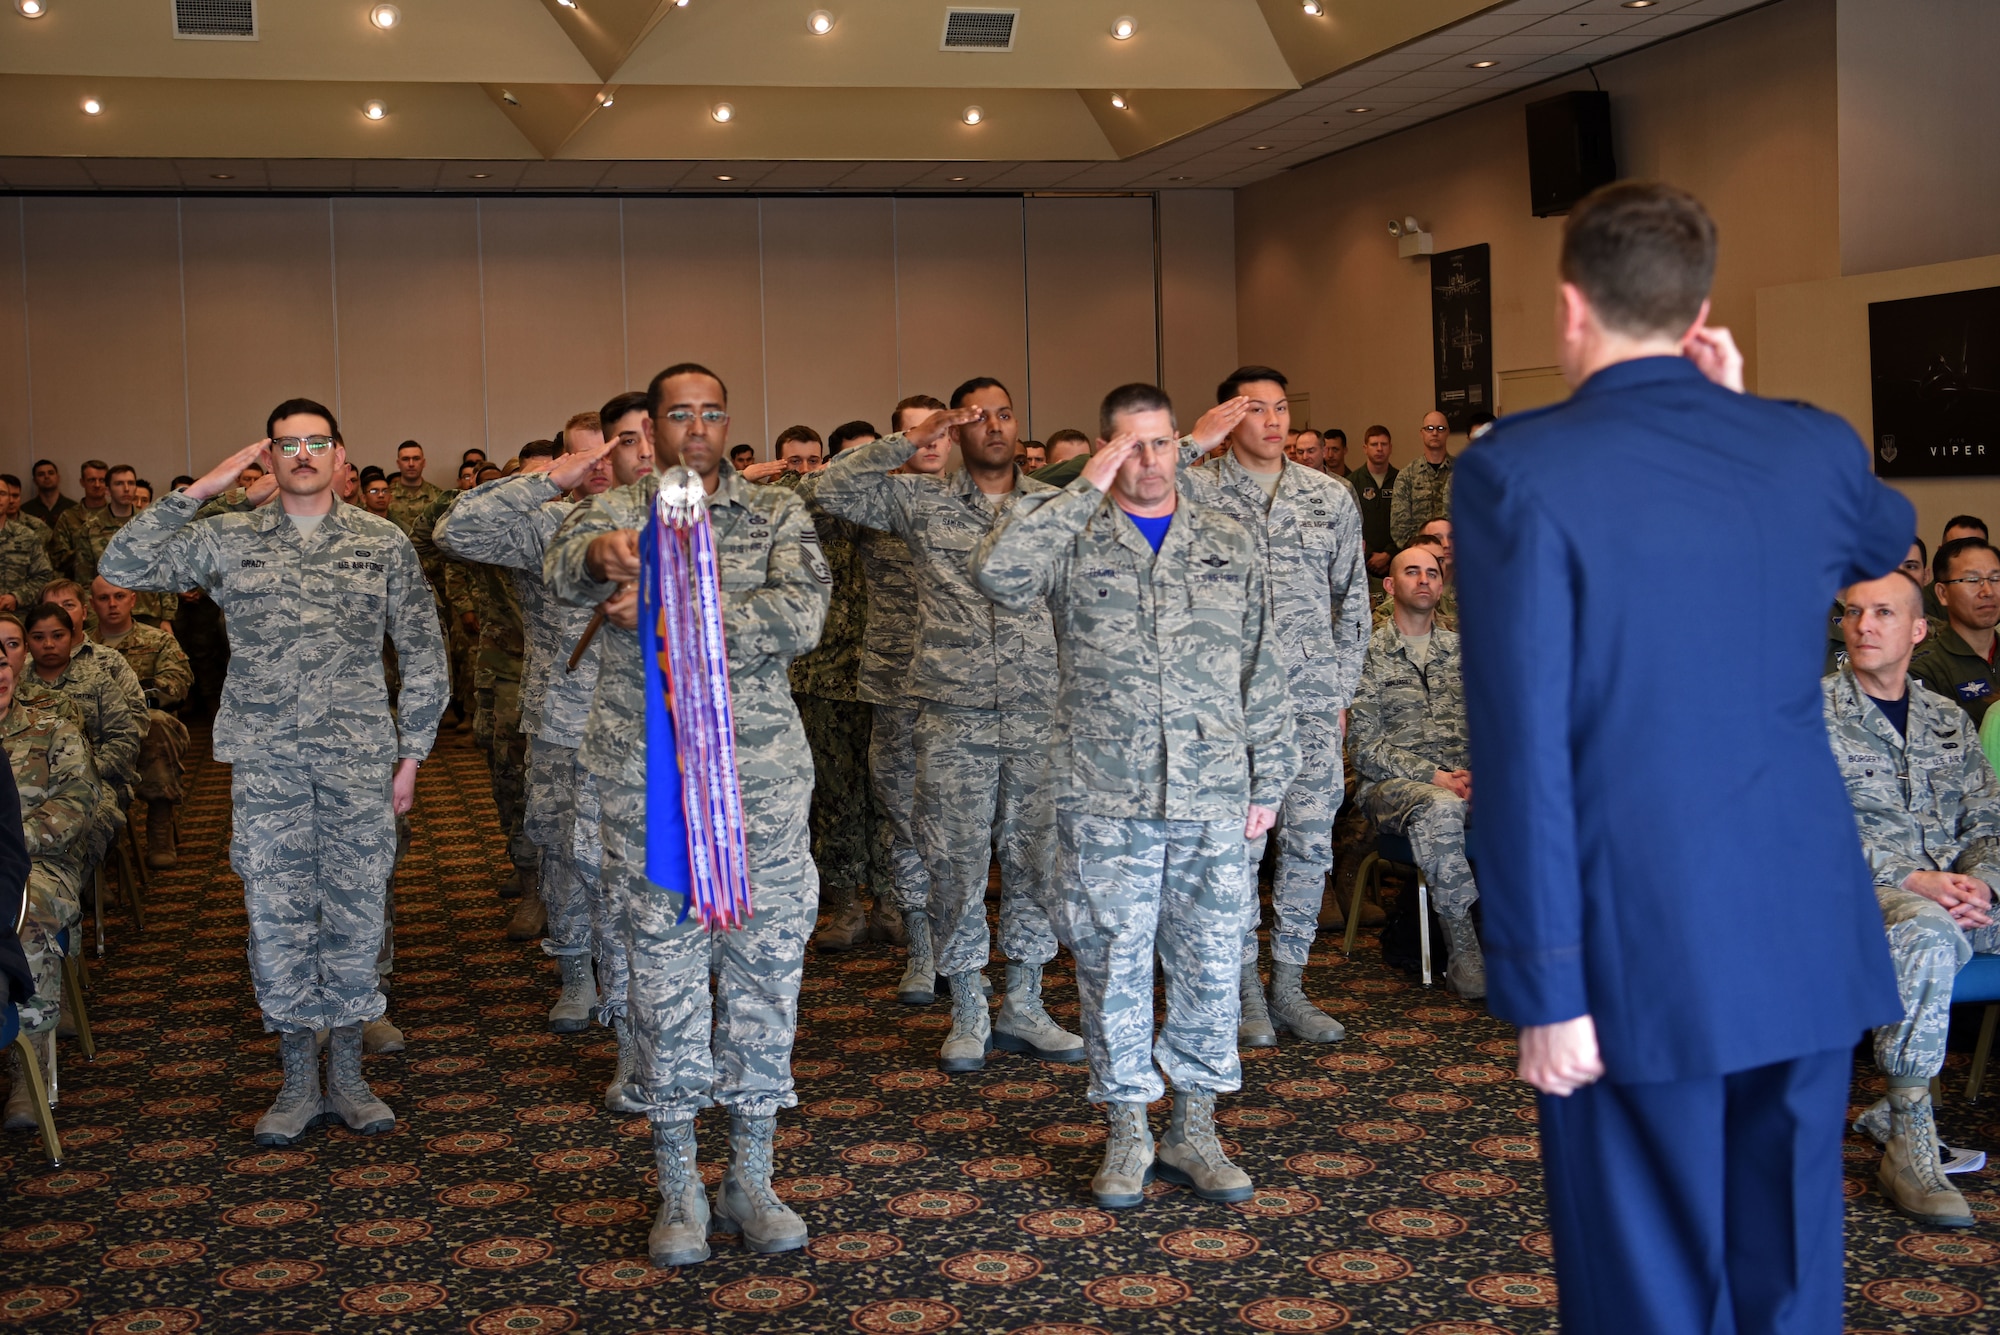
[949,377,1010,410]
[24,601,73,636]
[1217,366,1287,403]
[266,398,338,441]
[561,411,602,449]
[1364,424,1391,442]
[477,464,502,481]
[107,464,137,483]
[0,475,18,489]
[730,444,755,460]
[135,479,153,494]
[599,390,650,434]
[170,474,194,490]
[1560,181,1717,339]
[397,440,423,456]
[358,466,385,483]
[1295,429,1323,444]
[1324,429,1347,446]
[1099,383,1176,440]
[1935,536,1999,583]
[1394,538,1445,567]
[31,460,54,474]
[239,463,266,477]
[519,439,561,462]
[646,363,729,419]
[39,579,84,607]
[80,459,109,477]
[827,420,878,455]
[1943,514,1989,540]
[461,448,488,464]
[1046,428,1090,450]
[894,394,947,429]
[775,425,823,457]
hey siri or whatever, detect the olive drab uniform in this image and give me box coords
[1387,454,1453,552]
[810,433,1063,980]
[1177,448,1369,970]
[412,492,482,735]
[92,620,193,804]
[969,475,1296,1106]
[1822,664,2000,1080]
[50,503,173,625]
[39,643,144,869]
[544,466,828,1122]
[4,705,95,1036]
[0,517,53,611]
[1349,620,1480,920]
[436,477,617,1006]
[99,492,447,1034]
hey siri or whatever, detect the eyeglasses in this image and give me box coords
[1939,572,2000,590]
[272,436,336,456]
[1421,425,1449,433]
[662,410,727,426]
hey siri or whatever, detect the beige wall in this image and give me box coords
[1758,252,2000,548]
[0,193,1235,489]
[1233,0,1841,469]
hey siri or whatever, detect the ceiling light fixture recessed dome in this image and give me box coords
[469,172,491,179]
[1109,93,1129,110]
[710,101,733,122]
[81,96,101,114]
[961,105,983,125]
[369,4,400,28]
[596,90,615,106]
[16,0,47,16]
[1347,105,1372,113]
[807,8,832,34]
[210,172,233,180]
[714,174,734,181]
[1301,0,1323,14]
[363,99,387,120]
[1468,59,1497,69]
[1110,15,1135,39]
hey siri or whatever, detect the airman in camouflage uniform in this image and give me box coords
[90,583,193,868]
[438,465,626,1076]
[1825,604,1999,1227]
[29,613,143,871]
[1387,448,1453,552]
[0,518,53,613]
[812,412,1082,1070]
[970,385,1296,1210]
[386,473,449,539]
[413,493,483,741]
[101,416,446,1147]
[1350,551,1484,999]
[0,669,96,1132]
[1174,429,1369,1046]
[52,490,173,627]
[545,368,828,1266]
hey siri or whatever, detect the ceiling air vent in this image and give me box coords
[941,7,1017,52]
[173,0,257,40]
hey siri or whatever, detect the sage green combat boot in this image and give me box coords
[324,1024,394,1135]
[253,1029,323,1146]
[648,1119,711,1266]
[714,1113,808,1253]
[1156,1091,1253,1201]
[1092,1102,1155,1208]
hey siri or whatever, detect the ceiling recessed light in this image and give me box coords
[597,90,615,107]
[1170,175,1192,181]
[710,101,732,122]
[81,97,101,115]
[714,174,733,181]
[555,0,575,7]
[1110,15,1134,39]
[16,0,46,16]
[1301,0,1323,12]
[1347,106,1372,114]
[1109,93,1129,110]
[961,105,983,125]
[948,175,967,182]
[468,172,491,179]
[369,3,399,28]
[1251,144,1274,151]
[210,172,233,180]
[500,89,519,106]
[807,8,832,34]
[1467,59,1497,69]
[363,99,387,120]
[1622,1,1656,6]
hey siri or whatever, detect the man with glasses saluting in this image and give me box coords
[100,398,447,1146]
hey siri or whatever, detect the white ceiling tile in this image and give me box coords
[1516,11,1651,38]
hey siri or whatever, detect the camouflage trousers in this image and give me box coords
[1055,811,1256,1105]
[599,768,818,1121]
[795,694,887,906]
[16,860,83,1035]
[84,790,124,870]
[1360,779,1479,919]
[136,708,189,803]
[1247,708,1345,967]
[230,760,396,1034]
[526,740,621,1012]
[870,704,930,914]
[448,615,477,715]
[1873,884,2000,1079]
[912,703,1059,977]
[474,678,534,877]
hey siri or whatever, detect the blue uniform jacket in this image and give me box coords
[1454,355,1913,1083]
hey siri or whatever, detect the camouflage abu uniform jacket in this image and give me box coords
[969,477,1297,821]
[810,434,1057,709]
[1388,455,1454,552]
[772,472,864,702]
[1822,663,2000,891]
[542,467,830,791]
[435,474,599,748]
[38,644,144,791]
[3,704,94,864]
[94,621,192,712]
[0,518,53,611]
[1349,619,1469,794]
[852,526,919,707]
[98,491,447,767]
[1176,447,1370,713]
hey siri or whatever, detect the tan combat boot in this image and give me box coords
[1238,958,1276,1048]
[253,1029,323,1146]
[145,799,178,870]
[1092,1102,1155,1208]
[937,971,991,1073]
[324,1024,395,1135]
[1879,1082,1974,1227]
[604,1013,646,1114]
[992,962,1084,1062]
[648,1119,711,1266]
[1156,1091,1254,1202]
[897,914,937,1005]
[548,953,596,1034]
[1442,913,1486,1000]
[813,893,868,953]
[1269,961,1345,1043]
[713,1113,808,1253]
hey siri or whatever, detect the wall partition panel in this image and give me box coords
[892,197,1030,416]
[759,198,900,450]
[0,204,30,471]
[181,198,340,464]
[623,198,770,452]
[1024,196,1159,443]
[479,198,628,457]
[21,197,188,488]
[330,198,487,472]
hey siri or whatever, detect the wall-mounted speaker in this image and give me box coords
[1526,90,1617,218]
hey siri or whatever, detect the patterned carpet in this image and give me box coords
[1,726,1996,1334]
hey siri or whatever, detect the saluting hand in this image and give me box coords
[906,406,987,450]
[542,438,616,491]
[1081,433,1139,494]
[1191,397,1251,452]
[587,529,642,583]
[737,460,791,483]
[187,440,272,503]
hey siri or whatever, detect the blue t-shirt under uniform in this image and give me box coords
[1123,509,1172,552]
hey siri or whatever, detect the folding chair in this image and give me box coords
[1957,953,2000,1104]
[57,928,93,1061]
[6,895,62,1165]
[1345,829,1432,985]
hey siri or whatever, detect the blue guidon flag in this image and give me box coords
[638,465,753,929]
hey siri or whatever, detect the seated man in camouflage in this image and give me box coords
[24,597,141,874]
[89,578,192,869]
[0,657,96,1133]
[1825,570,1997,1229]
[1350,540,1484,999]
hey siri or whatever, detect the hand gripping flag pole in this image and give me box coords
[639,465,754,930]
